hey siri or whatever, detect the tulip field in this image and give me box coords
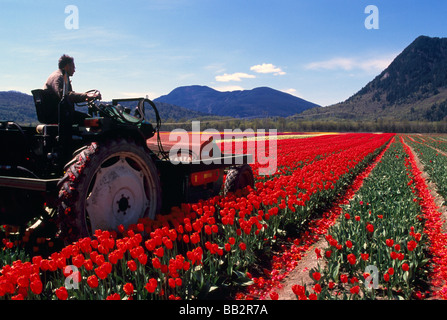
[2,131,447,301]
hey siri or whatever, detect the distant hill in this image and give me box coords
[0,91,37,124]
[154,85,320,118]
[0,91,209,124]
[298,35,447,121]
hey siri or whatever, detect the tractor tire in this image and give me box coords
[58,138,161,243]
[223,164,254,195]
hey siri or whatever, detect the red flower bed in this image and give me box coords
[0,133,394,300]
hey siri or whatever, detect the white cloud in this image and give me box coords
[118,91,152,99]
[204,63,226,74]
[306,58,356,71]
[250,63,286,75]
[282,88,302,97]
[212,85,245,92]
[305,54,397,73]
[215,72,256,82]
[214,63,285,83]
[359,58,394,73]
[49,26,132,45]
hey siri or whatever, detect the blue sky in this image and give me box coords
[0,0,446,106]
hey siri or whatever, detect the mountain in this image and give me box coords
[154,85,320,118]
[298,35,447,121]
[1,86,319,124]
[0,91,209,124]
[0,91,37,123]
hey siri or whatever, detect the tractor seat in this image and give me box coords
[31,89,60,124]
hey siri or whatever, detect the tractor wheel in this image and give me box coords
[58,138,161,243]
[223,164,254,195]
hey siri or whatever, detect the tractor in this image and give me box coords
[0,89,254,244]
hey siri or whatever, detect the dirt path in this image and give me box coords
[274,239,326,299]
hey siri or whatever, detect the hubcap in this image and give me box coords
[85,156,150,232]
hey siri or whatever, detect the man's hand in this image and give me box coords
[86,91,101,101]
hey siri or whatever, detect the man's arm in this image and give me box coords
[68,91,101,103]
[44,70,65,99]
[67,91,88,103]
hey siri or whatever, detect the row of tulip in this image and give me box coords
[0,133,393,300]
[239,134,395,300]
[409,134,447,153]
[404,134,447,202]
[297,135,446,300]
[401,135,447,298]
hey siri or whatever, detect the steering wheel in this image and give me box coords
[86,89,101,102]
[84,89,101,115]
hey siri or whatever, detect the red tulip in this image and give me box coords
[87,275,99,289]
[123,283,134,296]
[55,286,68,300]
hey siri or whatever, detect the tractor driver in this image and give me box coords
[44,54,101,124]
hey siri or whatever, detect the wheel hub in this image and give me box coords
[85,157,150,232]
[116,195,130,214]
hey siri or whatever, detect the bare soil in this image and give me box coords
[275,238,327,300]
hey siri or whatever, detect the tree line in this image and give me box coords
[160,117,447,133]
